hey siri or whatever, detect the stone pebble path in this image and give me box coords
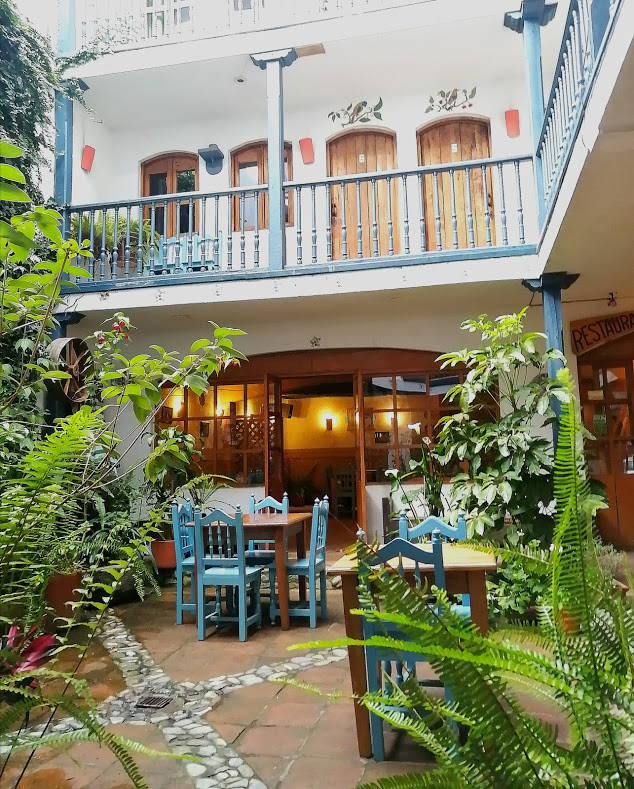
[7,612,347,789]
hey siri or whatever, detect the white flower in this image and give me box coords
[549,543,555,552]
[517,529,524,538]
[538,499,556,516]
[384,469,399,478]
[408,422,421,433]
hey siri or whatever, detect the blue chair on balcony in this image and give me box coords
[360,531,451,761]
[269,496,329,628]
[154,233,222,274]
[172,499,195,625]
[398,511,471,617]
[246,492,289,565]
[193,505,263,642]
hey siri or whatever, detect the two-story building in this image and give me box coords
[52,0,634,545]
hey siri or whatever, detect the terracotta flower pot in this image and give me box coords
[151,539,177,570]
[45,571,82,620]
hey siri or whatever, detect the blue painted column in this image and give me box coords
[250,49,297,271]
[55,0,76,226]
[504,1,557,228]
[523,271,579,440]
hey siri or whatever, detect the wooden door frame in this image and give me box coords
[216,348,448,526]
[141,151,199,237]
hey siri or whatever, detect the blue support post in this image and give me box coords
[54,92,73,209]
[504,1,557,228]
[522,271,579,441]
[250,48,297,271]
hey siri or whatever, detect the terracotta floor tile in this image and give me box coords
[361,759,434,783]
[205,692,276,726]
[301,724,363,759]
[258,700,326,728]
[247,755,292,787]
[280,756,364,789]
[317,699,358,729]
[209,721,245,744]
[238,725,309,757]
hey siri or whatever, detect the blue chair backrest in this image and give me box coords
[193,506,246,576]
[309,496,329,567]
[249,492,289,514]
[398,512,466,543]
[370,532,446,592]
[172,500,194,569]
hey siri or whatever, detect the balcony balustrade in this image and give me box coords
[75,0,429,52]
[537,0,620,217]
[63,155,536,291]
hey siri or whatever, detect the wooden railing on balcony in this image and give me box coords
[537,0,620,217]
[75,0,432,51]
[63,155,536,291]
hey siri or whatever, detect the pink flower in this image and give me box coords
[6,624,18,649]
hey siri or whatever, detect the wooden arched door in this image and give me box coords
[418,119,495,250]
[141,152,199,237]
[327,131,400,260]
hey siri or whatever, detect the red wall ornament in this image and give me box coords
[505,110,520,138]
[81,145,95,171]
[299,138,314,164]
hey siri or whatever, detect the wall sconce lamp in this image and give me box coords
[325,418,333,431]
[198,144,224,175]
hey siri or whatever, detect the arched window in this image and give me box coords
[141,152,199,237]
[230,142,293,231]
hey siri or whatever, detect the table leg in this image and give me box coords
[467,570,489,635]
[341,574,372,758]
[297,524,307,602]
[276,533,291,631]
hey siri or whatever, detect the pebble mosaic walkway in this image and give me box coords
[5,612,348,789]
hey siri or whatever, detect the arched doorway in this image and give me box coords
[159,348,466,542]
[418,118,495,250]
[327,130,400,260]
[578,331,634,548]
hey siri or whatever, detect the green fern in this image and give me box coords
[298,370,634,787]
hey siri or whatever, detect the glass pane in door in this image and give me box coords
[176,168,196,233]
[149,171,167,235]
[238,161,259,228]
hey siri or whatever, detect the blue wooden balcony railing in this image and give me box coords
[63,154,536,291]
[537,0,620,218]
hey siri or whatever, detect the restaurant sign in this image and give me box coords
[570,312,634,355]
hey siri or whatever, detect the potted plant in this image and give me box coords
[44,542,84,621]
[144,426,200,570]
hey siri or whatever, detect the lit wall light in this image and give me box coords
[323,412,335,430]
[172,393,183,416]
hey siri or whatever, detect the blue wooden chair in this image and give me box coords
[269,496,329,628]
[246,492,289,565]
[398,512,471,617]
[361,532,449,761]
[172,499,194,625]
[154,233,222,274]
[193,505,263,642]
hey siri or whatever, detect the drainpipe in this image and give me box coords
[504,0,557,228]
[522,271,579,443]
[55,1,76,231]
[250,49,297,271]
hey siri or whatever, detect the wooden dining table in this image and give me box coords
[327,543,497,758]
[242,511,313,631]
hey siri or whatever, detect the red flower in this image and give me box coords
[118,320,126,329]
[468,103,473,107]
[15,634,56,673]
[98,337,105,344]
[124,333,130,340]
[112,322,119,329]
